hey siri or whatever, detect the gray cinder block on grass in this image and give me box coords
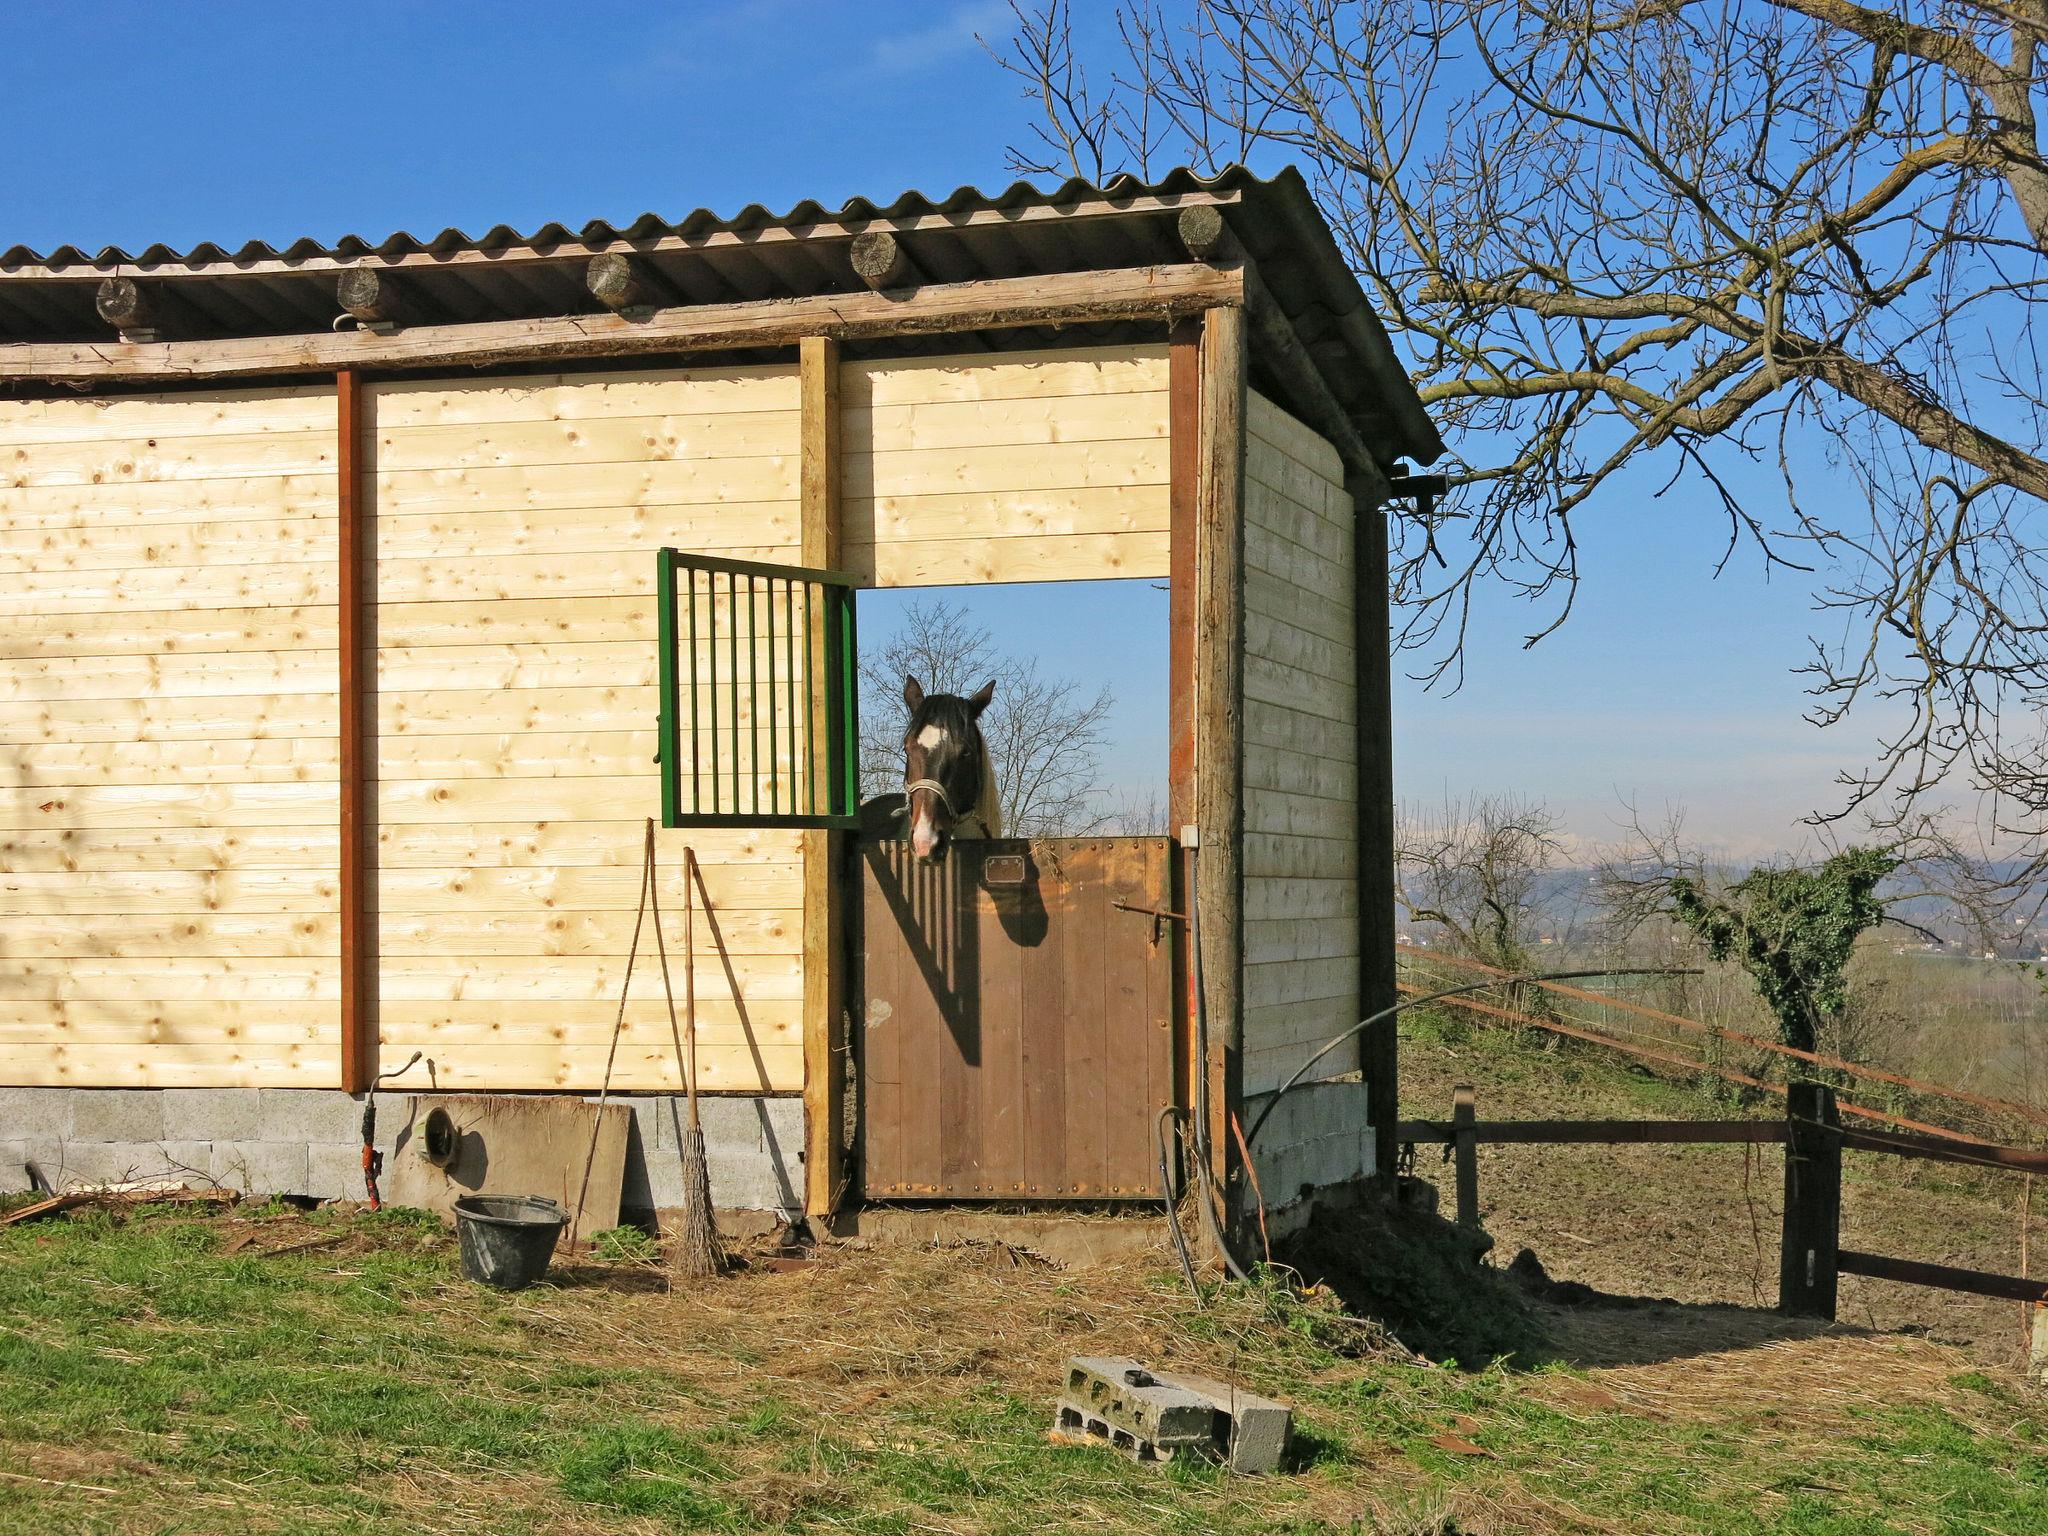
[1061,1357,1219,1453]
[1150,1367,1293,1475]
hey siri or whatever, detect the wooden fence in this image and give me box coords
[1399,1082,2048,1322]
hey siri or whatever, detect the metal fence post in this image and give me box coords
[1780,1080,1842,1319]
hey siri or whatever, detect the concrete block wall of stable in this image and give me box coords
[0,1087,804,1218]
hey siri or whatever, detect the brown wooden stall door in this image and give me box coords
[859,837,1175,1200]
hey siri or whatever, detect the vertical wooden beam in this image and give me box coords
[337,368,372,1095]
[1167,319,1201,1122]
[1351,476,1400,1182]
[800,335,848,1218]
[1194,306,1247,1217]
[1451,1084,1480,1229]
[1780,1081,1843,1319]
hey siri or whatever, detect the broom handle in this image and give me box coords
[685,846,700,1133]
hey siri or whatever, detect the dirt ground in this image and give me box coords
[1400,1013,2047,1367]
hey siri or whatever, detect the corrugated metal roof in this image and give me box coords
[0,168,1257,271]
[0,167,1440,465]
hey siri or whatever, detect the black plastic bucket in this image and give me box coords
[452,1194,568,1290]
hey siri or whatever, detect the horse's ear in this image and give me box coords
[903,675,925,713]
[967,679,996,717]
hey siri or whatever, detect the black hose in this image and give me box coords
[1156,1106,1204,1305]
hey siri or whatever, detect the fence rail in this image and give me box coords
[1404,1083,2047,1324]
[1397,944,2048,1138]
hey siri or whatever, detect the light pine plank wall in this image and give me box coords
[365,365,805,1094]
[1240,392,1361,1100]
[842,344,1171,586]
[0,388,342,1087]
[2,347,1176,1094]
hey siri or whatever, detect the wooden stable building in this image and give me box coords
[0,170,1441,1231]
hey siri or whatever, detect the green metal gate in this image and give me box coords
[655,549,859,830]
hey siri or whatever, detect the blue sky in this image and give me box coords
[0,0,1894,856]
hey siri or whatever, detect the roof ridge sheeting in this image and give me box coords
[0,167,1260,274]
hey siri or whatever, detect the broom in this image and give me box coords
[652,829,722,1277]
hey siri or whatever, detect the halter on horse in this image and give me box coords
[901,674,1002,861]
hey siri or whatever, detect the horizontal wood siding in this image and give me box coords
[0,388,341,1086]
[1240,393,1360,1100]
[366,365,804,1094]
[842,345,1171,586]
[5,345,1174,1094]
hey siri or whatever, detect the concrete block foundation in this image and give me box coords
[0,1088,805,1219]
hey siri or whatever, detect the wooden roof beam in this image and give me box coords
[95,277,199,343]
[849,230,925,292]
[585,252,683,313]
[336,268,416,331]
[0,262,1244,384]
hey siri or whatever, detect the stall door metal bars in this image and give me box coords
[655,548,859,830]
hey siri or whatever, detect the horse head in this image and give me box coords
[901,674,997,862]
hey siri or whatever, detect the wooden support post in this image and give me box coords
[801,335,849,1219]
[337,368,372,1095]
[1195,305,1247,1223]
[1780,1081,1842,1319]
[1352,477,1399,1181]
[337,268,409,329]
[2031,1304,2048,1391]
[1451,1084,1480,1229]
[849,231,924,292]
[1168,318,1201,1120]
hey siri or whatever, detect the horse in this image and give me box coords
[900,674,1003,861]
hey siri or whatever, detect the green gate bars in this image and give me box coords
[655,549,859,830]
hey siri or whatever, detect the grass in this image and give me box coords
[2,1195,2047,1535]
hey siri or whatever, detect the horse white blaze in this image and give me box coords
[910,796,941,859]
[910,721,947,858]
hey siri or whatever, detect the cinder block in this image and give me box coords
[161,1089,263,1144]
[209,1141,310,1196]
[620,1096,676,1152]
[0,1086,74,1140]
[1062,1358,1219,1451]
[307,1142,367,1202]
[1151,1367,1292,1475]
[708,1152,801,1214]
[148,1141,217,1183]
[19,1138,66,1190]
[49,1141,156,1189]
[0,1141,30,1194]
[256,1089,360,1145]
[697,1096,774,1148]
[68,1090,165,1145]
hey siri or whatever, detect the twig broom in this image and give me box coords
[657,835,722,1277]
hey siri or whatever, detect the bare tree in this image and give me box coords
[859,597,1116,836]
[1099,785,1173,835]
[998,0,2048,882]
[1398,792,1564,971]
